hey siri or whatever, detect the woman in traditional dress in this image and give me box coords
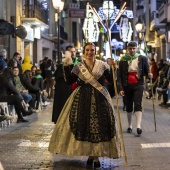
[48,42,121,168]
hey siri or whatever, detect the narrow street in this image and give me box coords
[0,97,170,170]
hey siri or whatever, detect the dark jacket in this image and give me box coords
[0,75,23,100]
[40,62,47,79]
[20,74,40,92]
[118,55,149,91]
[0,56,7,71]
[45,63,55,79]
[32,75,44,91]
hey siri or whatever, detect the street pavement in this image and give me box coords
[0,96,170,170]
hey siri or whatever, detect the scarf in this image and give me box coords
[35,74,42,79]
[121,53,140,64]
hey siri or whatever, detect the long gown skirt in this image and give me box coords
[49,86,121,158]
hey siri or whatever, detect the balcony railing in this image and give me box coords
[22,0,49,25]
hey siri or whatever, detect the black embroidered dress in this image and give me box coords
[48,60,121,158]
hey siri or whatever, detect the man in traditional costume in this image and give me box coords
[118,41,152,135]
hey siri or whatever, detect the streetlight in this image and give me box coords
[52,0,64,64]
[135,17,143,33]
[135,17,145,48]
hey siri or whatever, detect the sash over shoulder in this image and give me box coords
[72,60,114,110]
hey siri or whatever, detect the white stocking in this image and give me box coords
[135,111,142,129]
[127,112,133,129]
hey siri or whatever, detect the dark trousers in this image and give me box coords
[123,96,127,106]
[124,84,144,113]
[35,92,41,109]
[157,88,168,104]
[29,93,36,109]
[46,78,54,99]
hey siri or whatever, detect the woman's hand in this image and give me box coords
[148,73,153,79]
[22,100,27,108]
[120,90,125,96]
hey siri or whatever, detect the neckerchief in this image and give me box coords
[35,74,42,79]
[121,53,140,64]
[73,62,114,110]
[73,57,79,66]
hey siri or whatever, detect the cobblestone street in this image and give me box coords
[0,97,170,170]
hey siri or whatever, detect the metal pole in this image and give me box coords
[57,11,61,63]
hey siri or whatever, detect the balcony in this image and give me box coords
[21,0,49,29]
[150,11,165,31]
[158,3,167,23]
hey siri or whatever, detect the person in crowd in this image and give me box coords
[45,59,55,99]
[150,58,159,82]
[31,66,50,106]
[31,69,45,111]
[21,56,33,73]
[118,41,152,135]
[52,51,73,124]
[64,47,78,93]
[104,58,115,98]
[48,42,121,168]
[0,49,7,72]
[40,57,48,80]
[12,67,32,106]
[13,52,23,75]
[7,58,17,68]
[0,68,33,123]
[20,70,40,112]
[31,66,37,76]
[157,59,166,74]
[157,75,169,107]
[167,82,170,105]
[146,58,159,99]
[66,45,78,65]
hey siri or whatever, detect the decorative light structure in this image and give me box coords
[102,0,114,19]
[97,0,133,58]
[83,5,100,42]
[52,0,64,63]
[119,17,133,42]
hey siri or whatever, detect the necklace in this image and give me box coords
[83,60,95,73]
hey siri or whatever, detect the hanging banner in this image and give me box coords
[69,9,86,18]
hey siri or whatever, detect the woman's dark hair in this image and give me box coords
[2,68,13,80]
[13,52,20,58]
[83,42,96,54]
[24,70,32,78]
[0,68,13,92]
[31,66,37,70]
[47,59,52,65]
[7,59,17,68]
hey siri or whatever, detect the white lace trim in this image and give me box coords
[72,59,110,80]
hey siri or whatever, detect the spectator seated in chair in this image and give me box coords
[0,68,33,123]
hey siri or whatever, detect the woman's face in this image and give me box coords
[31,67,36,74]
[84,45,95,60]
[13,61,17,67]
